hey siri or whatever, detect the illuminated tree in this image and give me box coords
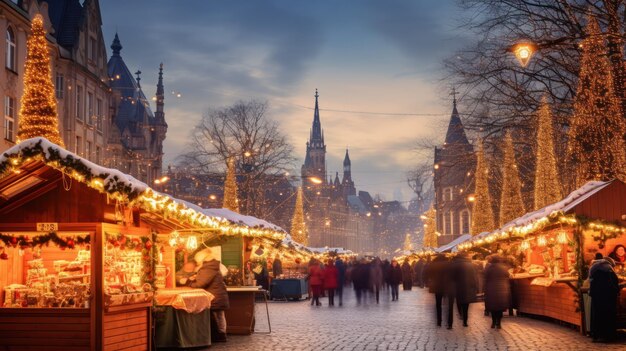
[290,187,308,246]
[422,206,438,248]
[533,97,562,210]
[499,131,525,226]
[403,233,413,251]
[17,14,64,146]
[568,15,626,187]
[471,140,495,235]
[222,157,239,212]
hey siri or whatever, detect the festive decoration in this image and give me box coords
[105,233,154,287]
[402,233,413,251]
[16,15,64,146]
[568,15,626,187]
[499,131,525,226]
[533,97,562,210]
[0,232,89,249]
[186,236,198,251]
[557,231,569,245]
[222,157,239,212]
[422,206,438,248]
[537,235,547,247]
[290,186,308,246]
[520,240,531,251]
[471,140,495,235]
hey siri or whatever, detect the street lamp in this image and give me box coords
[511,42,536,67]
[309,176,323,184]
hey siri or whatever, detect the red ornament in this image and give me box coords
[10,237,18,248]
[119,236,127,245]
[0,252,8,260]
[145,240,153,250]
[67,239,75,249]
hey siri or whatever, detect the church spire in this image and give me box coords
[310,89,323,144]
[111,33,122,57]
[444,88,470,146]
[155,63,166,124]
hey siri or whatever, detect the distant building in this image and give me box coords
[433,96,475,246]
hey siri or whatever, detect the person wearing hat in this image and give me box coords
[588,254,620,342]
[189,248,230,342]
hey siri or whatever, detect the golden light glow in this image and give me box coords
[512,42,535,67]
[309,176,323,184]
[186,236,198,250]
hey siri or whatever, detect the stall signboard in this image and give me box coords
[36,222,58,232]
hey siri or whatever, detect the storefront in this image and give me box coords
[459,180,626,333]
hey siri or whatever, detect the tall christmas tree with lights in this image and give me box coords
[17,14,64,146]
[290,187,308,245]
[422,206,437,248]
[533,96,562,210]
[471,140,495,235]
[499,131,525,226]
[568,15,626,187]
[222,157,239,212]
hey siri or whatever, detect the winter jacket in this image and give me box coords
[401,262,413,285]
[424,256,448,294]
[308,264,324,286]
[388,265,403,285]
[589,259,619,299]
[335,259,346,287]
[189,260,230,310]
[370,262,384,288]
[484,262,511,312]
[272,259,283,277]
[450,256,479,304]
[323,265,339,289]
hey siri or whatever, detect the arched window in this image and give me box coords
[6,27,16,71]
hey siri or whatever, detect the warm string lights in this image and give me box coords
[421,206,438,248]
[290,187,308,246]
[16,15,65,147]
[499,131,526,226]
[568,15,626,187]
[471,140,495,235]
[222,157,239,212]
[534,96,562,210]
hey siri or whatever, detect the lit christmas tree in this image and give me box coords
[222,157,239,212]
[499,131,525,226]
[403,233,413,251]
[533,96,562,210]
[422,206,438,248]
[471,140,495,235]
[17,14,64,146]
[290,187,308,245]
[568,15,626,187]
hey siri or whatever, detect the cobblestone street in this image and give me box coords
[213,287,626,351]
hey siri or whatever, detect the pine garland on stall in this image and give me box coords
[16,15,65,146]
[290,187,308,246]
[222,157,240,212]
[471,140,495,235]
[568,15,626,187]
[533,96,562,210]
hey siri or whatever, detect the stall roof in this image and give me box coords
[435,234,471,253]
[202,208,285,232]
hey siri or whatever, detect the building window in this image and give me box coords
[444,211,452,235]
[85,141,91,159]
[75,136,82,155]
[96,98,103,131]
[87,92,94,125]
[443,187,453,202]
[76,86,83,120]
[55,74,64,99]
[4,96,15,141]
[95,146,101,164]
[6,27,16,71]
[461,210,470,234]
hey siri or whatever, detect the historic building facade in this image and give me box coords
[433,97,475,246]
[0,0,167,184]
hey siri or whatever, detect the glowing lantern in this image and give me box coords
[512,42,536,67]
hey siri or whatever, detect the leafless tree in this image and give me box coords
[178,100,295,216]
[407,162,434,214]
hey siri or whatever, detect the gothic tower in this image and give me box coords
[301,89,327,184]
[342,149,356,198]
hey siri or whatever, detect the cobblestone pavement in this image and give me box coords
[212,287,626,351]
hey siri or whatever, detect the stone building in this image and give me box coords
[433,97,475,246]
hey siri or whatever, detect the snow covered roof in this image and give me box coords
[435,234,471,253]
[202,208,285,232]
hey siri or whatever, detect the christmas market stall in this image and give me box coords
[458,180,626,333]
[0,138,273,350]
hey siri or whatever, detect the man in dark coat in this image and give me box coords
[424,254,449,327]
[484,256,511,329]
[335,257,346,306]
[589,255,620,342]
[272,256,283,278]
[189,248,230,342]
[388,259,403,301]
[414,259,425,288]
[401,259,414,290]
[450,253,478,327]
[352,259,370,304]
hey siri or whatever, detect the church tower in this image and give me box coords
[301,89,327,185]
[342,149,356,198]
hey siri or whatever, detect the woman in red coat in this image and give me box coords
[308,259,324,306]
[323,259,339,306]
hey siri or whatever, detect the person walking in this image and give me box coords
[382,259,391,291]
[189,248,230,342]
[424,254,449,327]
[388,259,403,301]
[484,255,511,329]
[589,254,620,342]
[323,259,339,306]
[272,255,283,278]
[352,259,369,304]
[308,259,324,306]
[370,258,384,303]
[335,257,346,306]
[414,258,425,288]
[401,259,414,290]
[451,252,478,327]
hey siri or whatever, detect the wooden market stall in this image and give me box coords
[460,180,626,333]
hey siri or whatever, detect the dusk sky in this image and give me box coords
[100,0,469,201]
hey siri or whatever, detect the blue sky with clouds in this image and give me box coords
[100,0,468,201]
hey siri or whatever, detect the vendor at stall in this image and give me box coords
[176,261,198,286]
[608,244,626,265]
[188,248,230,343]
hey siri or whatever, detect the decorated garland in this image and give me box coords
[0,232,89,251]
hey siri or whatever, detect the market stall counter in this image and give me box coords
[270,277,308,301]
[154,288,214,349]
[225,286,263,335]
